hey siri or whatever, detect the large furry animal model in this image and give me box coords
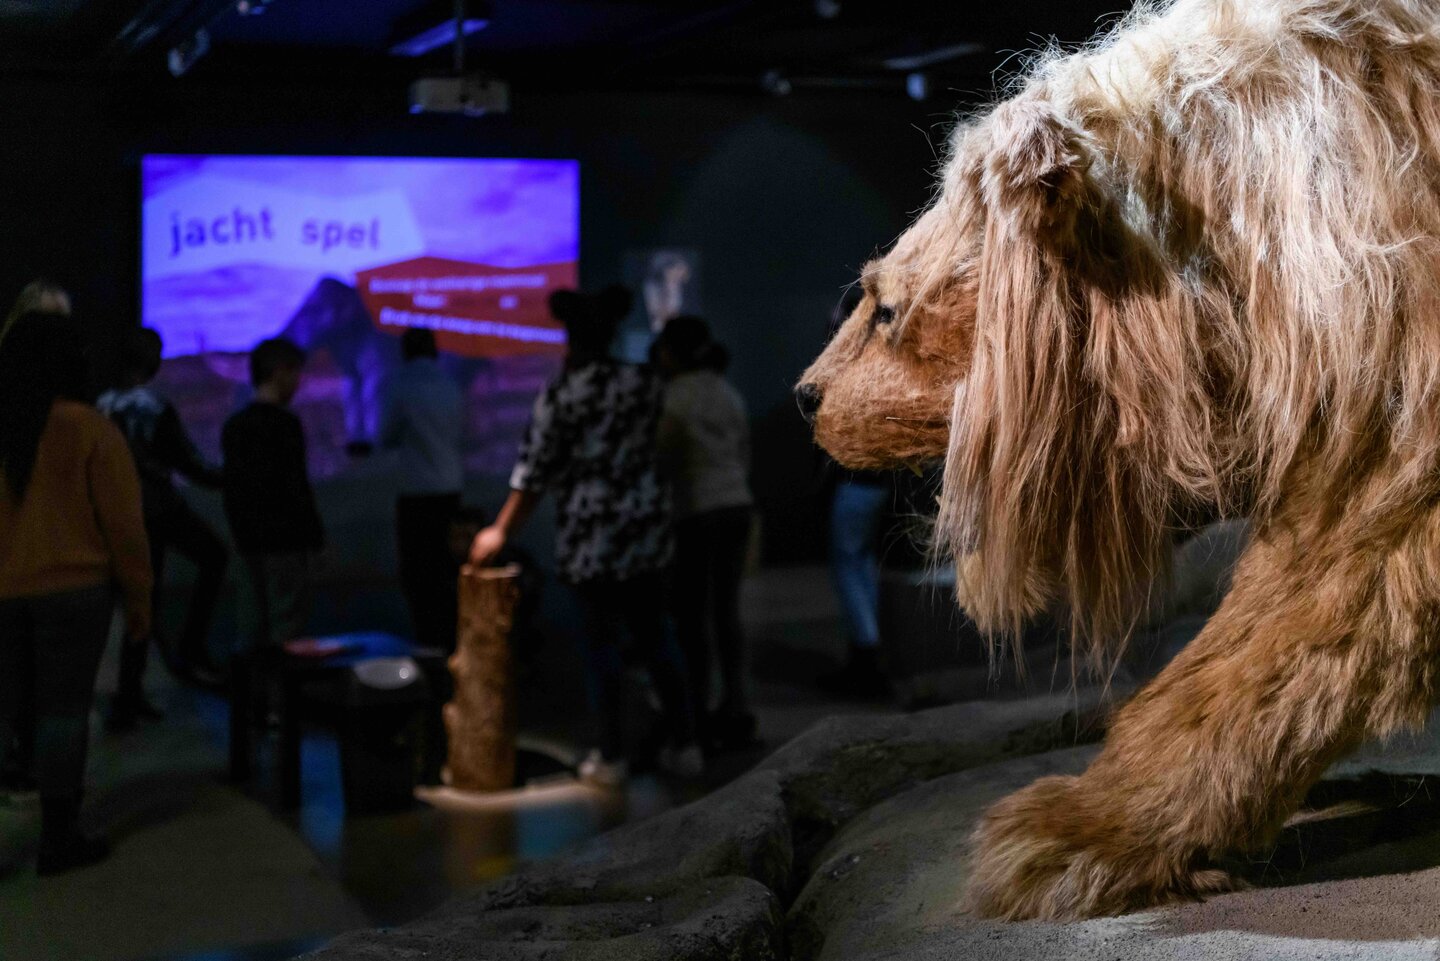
[798,0,1440,922]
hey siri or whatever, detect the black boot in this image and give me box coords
[37,796,109,876]
[818,646,891,699]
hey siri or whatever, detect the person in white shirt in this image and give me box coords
[379,329,465,651]
[653,315,757,750]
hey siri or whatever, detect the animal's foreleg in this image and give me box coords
[967,509,1440,920]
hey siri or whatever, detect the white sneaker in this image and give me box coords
[657,743,705,779]
[577,749,628,789]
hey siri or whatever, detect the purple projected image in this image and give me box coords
[141,154,579,479]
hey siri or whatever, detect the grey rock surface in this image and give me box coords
[308,876,783,960]
[300,689,1115,960]
[791,740,1440,961]
[788,747,1096,961]
[298,657,1440,961]
[468,768,795,908]
[756,690,1115,882]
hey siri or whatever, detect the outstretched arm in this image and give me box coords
[156,402,223,488]
[472,386,558,566]
[469,488,540,566]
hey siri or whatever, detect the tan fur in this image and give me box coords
[799,0,1440,920]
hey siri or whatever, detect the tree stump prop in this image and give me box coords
[445,564,521,792]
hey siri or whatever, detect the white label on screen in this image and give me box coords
[143,175,426,281]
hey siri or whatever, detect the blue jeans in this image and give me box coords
[830,479,888,649]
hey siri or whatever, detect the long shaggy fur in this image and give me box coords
[799,0,1440,921]
[948,0,1440,669]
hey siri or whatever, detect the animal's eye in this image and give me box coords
[872,305,896,328]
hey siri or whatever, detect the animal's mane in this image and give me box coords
[931,0,1440,675]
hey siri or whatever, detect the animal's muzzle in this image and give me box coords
[795,382,823,423]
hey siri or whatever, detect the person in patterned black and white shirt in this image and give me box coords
[98,327,228,726]
[470,286,701,786]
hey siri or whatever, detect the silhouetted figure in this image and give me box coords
[0,294,89,799]
[222,338,324,665]
[470,286,701,785]
[0,313,152,874]
[653,316,757,749]
[99,327,227,722]
[380,328,464,651]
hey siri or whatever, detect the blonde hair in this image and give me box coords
[933,0,1440,675]
[2,279,72,343]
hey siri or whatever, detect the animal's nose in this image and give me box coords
[795,382,823,423]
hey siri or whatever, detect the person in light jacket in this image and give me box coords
[652,315,757,749]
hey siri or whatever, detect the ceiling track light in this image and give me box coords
[167,27,210,77]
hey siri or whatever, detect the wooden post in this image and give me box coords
[445,564,521,792]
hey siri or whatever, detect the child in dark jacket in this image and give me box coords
[222,337,324,660]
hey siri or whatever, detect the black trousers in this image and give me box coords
[0,585,113,800]
[673,506,752,715]
[572,573,696,760]
[396,492,461,652]
[119,498,228,700]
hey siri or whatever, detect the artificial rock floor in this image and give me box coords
[304,689,1440,961]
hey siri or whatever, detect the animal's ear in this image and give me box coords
[980,99,1093,244]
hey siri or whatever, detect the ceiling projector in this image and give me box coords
[408,75,509,117]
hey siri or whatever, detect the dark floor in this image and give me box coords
[1,567,896,961]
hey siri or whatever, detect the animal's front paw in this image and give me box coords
[967,775,1234,920]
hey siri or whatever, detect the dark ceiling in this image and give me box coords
[0,0,1138,98]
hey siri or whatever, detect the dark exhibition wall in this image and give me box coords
[0,71,940,562]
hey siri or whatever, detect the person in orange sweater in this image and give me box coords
[0,312,152,876]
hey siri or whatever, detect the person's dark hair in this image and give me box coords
[550,285,634,359]
[655,314,730,373]
[595,284,634,324]
[0,312,88,501]
[120,326,164,383]
[401,327,438,361]
[249,336,306,388]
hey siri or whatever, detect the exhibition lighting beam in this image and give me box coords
[881,41,985,72]
[390,18,490,57]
